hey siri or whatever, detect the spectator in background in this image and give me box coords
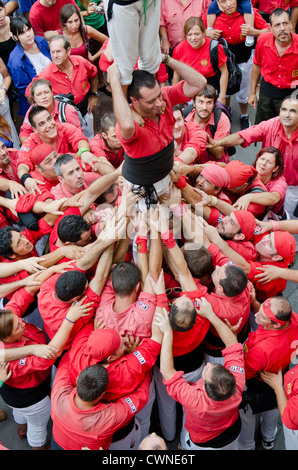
[29,0,77,40]
[160,0,212,54]
[58,3,108,61]
[19,78,81,144]
[172,17,228,106]
[7,16,51,116]
[0,1,16,66]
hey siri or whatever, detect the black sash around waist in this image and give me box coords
[122,139,175,186]
[260,78,296,100]
[190,416,241,448]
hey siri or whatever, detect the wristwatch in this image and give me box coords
[89,91,100,97]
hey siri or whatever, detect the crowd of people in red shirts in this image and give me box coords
[0,0,297,454]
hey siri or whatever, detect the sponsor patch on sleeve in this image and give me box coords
[137,301,148,310]
[134,350,146,365]
[230,365,244,374]
[125,397,137,413]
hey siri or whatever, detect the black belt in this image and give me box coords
[111,417,136,442]
[107,0,139,20]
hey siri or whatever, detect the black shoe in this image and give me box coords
[240,115,251,130]
[99,83,112,97]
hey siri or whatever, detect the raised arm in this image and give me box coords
[161,54,207,98]
[108,62,135,140]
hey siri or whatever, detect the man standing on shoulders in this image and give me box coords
[107,56,207,208]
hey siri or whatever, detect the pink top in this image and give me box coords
[160,0,212,49]
[238,116,298,186]
[265,175,287,214]
[95,279,157,339]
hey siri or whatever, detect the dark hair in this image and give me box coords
[76,364,109,402]
[194,84,218,103]
[28,105,50,128]
[94,183,117,205]
[253,146,284,180]
[60,4,89,53]
[269,8,290,25]
[55,270,88,302]
[54,153,77,177]
[128,70,159,100]
[169,301,197,332]
[184,245,213,279]
[0,1,5,9]
[10,15,32,38]
[271,296,292,323]
[204,364,236,401]
[0,226,18,257]
[219,265,247,297]
[173,104,184,116]
[111,262,141,296]
[57,215,90,243]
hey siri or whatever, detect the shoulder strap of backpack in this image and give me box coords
[209,39,219,72]
[57,100,67,123]
[209,106,222,138]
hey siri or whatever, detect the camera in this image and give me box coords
[94,5,104,13]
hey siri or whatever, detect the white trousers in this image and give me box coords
[11,395,51,448]
[283,424,298,450]
[103,0,162,84]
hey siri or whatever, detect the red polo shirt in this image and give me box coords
[115,81,190,158]
[89,134,124,168]
[282,366,298,430]
[244,312,298,380]
[20,100,81,141]
[172,37,226,78]
[0,149,20,185]
[18,122,87,171]
[37,267,98,350]
[251,0,298,14]
[29,0,77,36]
[164,343,245,444]
[175,121,207,164]
[2,288,54,390]
[27,56,98,105]
[202,8,269,45]
[254,32,298,89]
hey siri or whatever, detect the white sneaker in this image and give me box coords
[245,36,254,46]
